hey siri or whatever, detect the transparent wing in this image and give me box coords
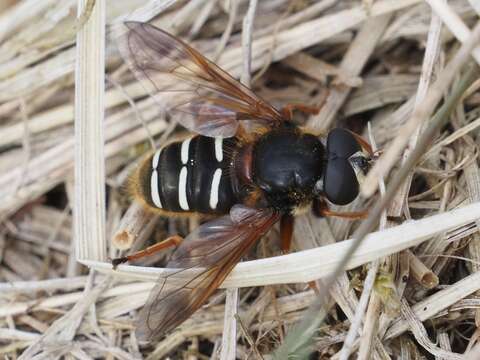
[117,21,283,138]
[136,205,280,341]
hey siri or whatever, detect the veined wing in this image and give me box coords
[117,21,283,138]
[136,205,280,341]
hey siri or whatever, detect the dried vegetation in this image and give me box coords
[1,0,480,359]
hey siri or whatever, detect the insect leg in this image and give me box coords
[112,235,183,268]
[320,208,368,219]
[281,90,328,120]
[280,214,294,253]
[281,104,321,120]
[281,214,318,292]
[313,198,368,220]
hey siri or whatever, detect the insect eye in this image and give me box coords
[323,158,359,205]
[326,128,361,158]
[323,128,362,205]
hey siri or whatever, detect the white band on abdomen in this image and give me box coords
[152,148,162,169]
[181,138,191,165]
[178,166,189,210]
[151,170,162,208]
[214,137,223,162]
[209,168,222,210]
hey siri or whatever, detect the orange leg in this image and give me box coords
[281,103,321,121]
[280,213,319,294]
[280,214,294,253]
[112,235,183,268]
[281,89,329,120]
[320,208,368,219]
[313,198,368,220]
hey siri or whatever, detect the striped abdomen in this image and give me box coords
[137,136,238,215]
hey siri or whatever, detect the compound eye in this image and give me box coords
[327,128,361,158]
[324,158,359,205]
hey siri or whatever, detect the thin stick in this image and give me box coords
[240,0,257,86]
[438,332,452,360]
[0,276,91,294]
[220,288,239,360]
[213,0,238,62]
[121,0,179,23]
[73,0,96,31]
[11,99,32,202]
[106,75,156,151]
[74,0,106,262]
[112,202,157,250]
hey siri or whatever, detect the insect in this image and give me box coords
[113,21,375,342]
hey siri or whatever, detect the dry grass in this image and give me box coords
[1,0,480,359]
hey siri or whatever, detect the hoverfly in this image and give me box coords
[113,21,374,342]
